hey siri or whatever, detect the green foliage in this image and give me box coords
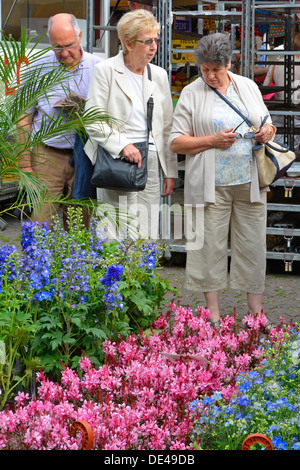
[0,208,175,391]
[0,251,37,408]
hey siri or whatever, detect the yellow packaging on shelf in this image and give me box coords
[171,39,198,66]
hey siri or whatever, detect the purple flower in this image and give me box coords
[101,264,123,287]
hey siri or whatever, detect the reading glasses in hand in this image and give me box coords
[233,119,256,139]
[233,116,268,139]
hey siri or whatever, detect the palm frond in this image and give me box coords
[0,29,127,232]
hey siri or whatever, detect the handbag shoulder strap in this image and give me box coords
[209,82,268,131]
[147,63,152,81]
[146,64,154,132]
[210,85,253,127]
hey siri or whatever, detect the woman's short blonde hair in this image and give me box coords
[117,9,160,54]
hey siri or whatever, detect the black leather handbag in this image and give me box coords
[91,65,153,192]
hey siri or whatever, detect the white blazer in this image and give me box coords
[84,51,178,179]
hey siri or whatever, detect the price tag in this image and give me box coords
[285,261,293,272]
[284,187,293,198]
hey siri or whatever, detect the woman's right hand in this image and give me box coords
[214,128,236,149]
[170,128,236,155]
[121,143,142,169]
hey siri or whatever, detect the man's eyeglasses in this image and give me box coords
[52,42,77,53]
[136,38,162,46]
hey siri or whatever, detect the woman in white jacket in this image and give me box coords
[84,9,177,239]
[170,33,275,328]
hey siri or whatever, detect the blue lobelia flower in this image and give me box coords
[202,396,214,406]
[236,395,251,407]
[272,436,287,450]
[291,442,300,450]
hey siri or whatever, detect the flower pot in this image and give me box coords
[242,433,273,450]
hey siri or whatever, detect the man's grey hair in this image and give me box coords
[194,33,232,67]
[47,14,81,40]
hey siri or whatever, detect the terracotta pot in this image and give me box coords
[242,433,273,450]
[70,419,94,450]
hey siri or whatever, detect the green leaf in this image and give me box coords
[85,328,109,340]
[128,291,153,314]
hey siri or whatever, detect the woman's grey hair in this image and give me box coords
[194,33,232,67]
[48,14,81,40]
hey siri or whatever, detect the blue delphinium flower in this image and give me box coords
[88,218,104,254]
[79,295,87,304]
[21,221,48,254]
[25,247,52,298]
[51,253,91,306]
[35,290,53,301]
[103,290,124,310]
[0,244,18,282]
[139,243,159,270]
[18,221,53,300]
[101,264,123,287]
[101,264,124,311]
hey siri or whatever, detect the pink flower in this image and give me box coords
[0,303,293,450]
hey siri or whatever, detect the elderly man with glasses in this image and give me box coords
[18,13,102,229]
